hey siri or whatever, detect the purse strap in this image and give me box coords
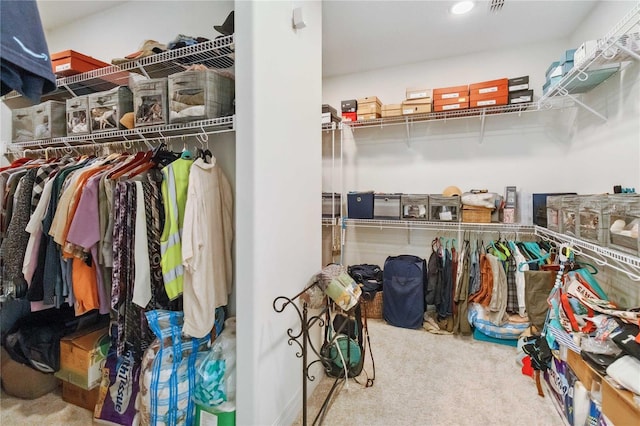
[356,300,376,388]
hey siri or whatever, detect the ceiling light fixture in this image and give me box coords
[450,1,475,15]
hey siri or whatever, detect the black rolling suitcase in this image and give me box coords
[382,255,427,329]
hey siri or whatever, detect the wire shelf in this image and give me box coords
[3,35,235,103]
[6,115,235,151]
[539,3,639,101]
[343,218,535,233]
[341,102,541,129]
[535,225,640,281]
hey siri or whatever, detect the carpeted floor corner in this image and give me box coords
[293,319,565,426]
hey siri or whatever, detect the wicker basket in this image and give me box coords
[462,206,492,223]
[363,291,383,319]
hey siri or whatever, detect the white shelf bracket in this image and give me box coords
[405,117,411,147]
[134,61,151,79]
[564,92,607,121]
[61,83,77,98]
[478,108,486,144]
[614,41,640,61]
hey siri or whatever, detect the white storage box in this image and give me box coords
[133,78,168,127]
[12,106,34,142]
[33,101,66,139]
[168,70,234,123]
[66,96,90,136]
[88,86,133,133]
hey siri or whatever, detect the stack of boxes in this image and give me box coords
[321,104,341,125]
[341,99,357,122]
[357,96,383,120]
[543,48,575,95]
[560,48,576,76]
[401,87,432,115]
[469,78,508,108]
[508,76,533,104]
[55,326,110,411]
[433,85,468,112]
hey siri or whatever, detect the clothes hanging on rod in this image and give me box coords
[1,142,234,357]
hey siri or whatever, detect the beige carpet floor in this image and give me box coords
[0,319,566,425]
[293,319,566,426]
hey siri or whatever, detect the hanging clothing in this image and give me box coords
[505,252,518,314]
[453,241,472,335]
[182,158,233,338]
[160,158,193,300]
[486,253,508,326]
[438,248,453,320]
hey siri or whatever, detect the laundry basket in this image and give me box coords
[363,291,383,319]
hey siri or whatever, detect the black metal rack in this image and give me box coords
[273,283,355,426]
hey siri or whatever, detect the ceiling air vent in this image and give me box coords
[489,0,505,13]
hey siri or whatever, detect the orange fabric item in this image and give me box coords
[470,254,493,306]
[71,257,99,315]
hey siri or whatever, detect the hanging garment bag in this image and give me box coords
[382,255,427,329]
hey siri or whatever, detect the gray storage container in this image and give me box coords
[33,101,66,139]
[607,194,640,255]
[12,106,34,142]
[66,95,91,136]
[88,86,133,133]
[133,78,168,127]
[401,194,429,220]
[322,193,341,218]
[546,195,564,232]
[559,195,580,236]
[428,195,460,221]
[374,193,401,220]
[168,69,234,123]
[578,195,609,244]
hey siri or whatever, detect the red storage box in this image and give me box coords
[51,50,110,76]
[433,85,469,100]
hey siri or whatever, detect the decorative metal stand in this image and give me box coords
[273,283,345,426]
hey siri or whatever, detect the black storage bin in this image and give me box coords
[347,192,374,219]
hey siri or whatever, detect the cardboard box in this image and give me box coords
[322,104,337,116]
[508,76,529,92]
[357,96,382,106]
[342,111,357,122]
[381,108,403,118]
[321,112,332,124]
[341,99,357,113]
[505,186,517,208]
[469,79,509,98]
[566,349,600,392]
[358,113,379,121]
[357,102,382,115]
[62,380,100,411]
[402,98,432,105]
[434,102,469,112]
[601,376,640,426]
[509,89,534,104]
[405,87,432,100]
[434,96,468,106]
[562,60,574,75]
[470,96,508,108]
[469,78,508,92]
[195,403,236,426]
[401,103,432,115]
[55,327,109,390]
[470,87,508,101]
[560,48,577,63]
[545,61,562,79]
[433,85,469,100]
[51,50,110,76]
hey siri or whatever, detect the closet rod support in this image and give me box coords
[614,42,640,61]
[478,109,486,144]
[565,93,607,121]
[405,118,411,146]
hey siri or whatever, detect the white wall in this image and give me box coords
[322,2,639,205]
[235,1,322,425]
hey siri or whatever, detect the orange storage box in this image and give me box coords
[51,50,111,76]
[470,96,508,108]
[434,96,468,106]
[469,78,508,97]
[434,102,469,112]
[433,85,469,100]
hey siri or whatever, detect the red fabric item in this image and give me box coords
[522,356,534,377]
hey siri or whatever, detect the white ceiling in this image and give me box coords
[36,0,601,77]
[322,0,600,77]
